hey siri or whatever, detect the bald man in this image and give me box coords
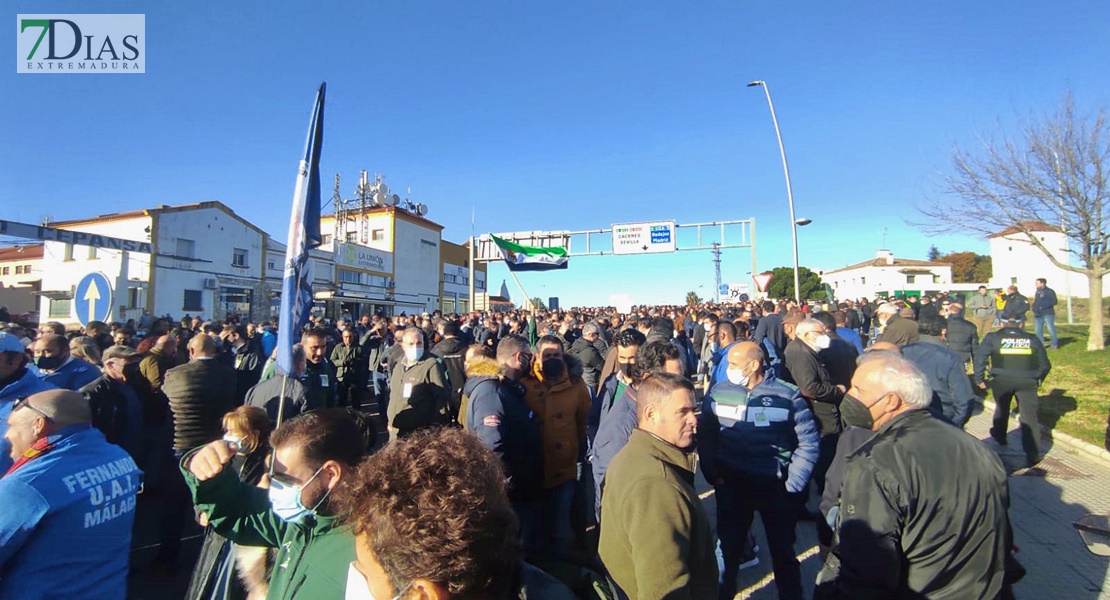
[0,390,142,599]
[158,334,237,568]
[699,342,819,600]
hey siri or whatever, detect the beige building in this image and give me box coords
[0,243,43,319]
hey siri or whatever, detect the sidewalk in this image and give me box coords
[708,401,1110,599]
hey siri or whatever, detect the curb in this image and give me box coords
[981,399,1110,467]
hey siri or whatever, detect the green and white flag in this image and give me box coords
[490,235,568,272]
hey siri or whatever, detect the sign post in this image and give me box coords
[74,272,114,326]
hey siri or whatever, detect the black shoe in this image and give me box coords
[989,428,1008,446]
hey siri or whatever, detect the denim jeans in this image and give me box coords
[544,480,576,554]
[1035,314,1058,348]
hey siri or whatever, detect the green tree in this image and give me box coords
[918,93,1108,350]
[764,266,825,301]
[936,251,993,283]
[686,291,702,306]
[927,245,941,261]
[529,297,546,310]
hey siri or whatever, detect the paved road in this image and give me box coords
[126,400,1110,599]
[709,400,1110,599]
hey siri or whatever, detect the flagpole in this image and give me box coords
[508,269,532,311]
[269,373,289,477]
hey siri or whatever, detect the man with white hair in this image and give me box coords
[874,302,920,346]
[386,327,451,440]
[816,353,1012,599]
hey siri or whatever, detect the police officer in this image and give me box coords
[973,316,1051,467]
[698,341,820,600]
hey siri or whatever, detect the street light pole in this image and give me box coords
[748,79,801,304]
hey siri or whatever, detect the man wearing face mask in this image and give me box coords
[815,353,1012,600]
[523,335,592,556]
[31,334,100,391]
[0,332,56,474]
[699,342,819,600]
[386,327,451,440]
[80,345,145,462]
[705,321,740,392]
[589,328,646,447]
[182,409,365,600]
[784,319,845,496]
[599,372,717,599]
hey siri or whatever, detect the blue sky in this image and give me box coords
[4,1,1110,306]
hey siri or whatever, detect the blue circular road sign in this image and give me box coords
[74,272,114,326]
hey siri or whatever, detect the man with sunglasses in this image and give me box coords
[0,390,141,600]
[0,331,56,474]
[182,408,366,599]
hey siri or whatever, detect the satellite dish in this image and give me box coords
[378,183,390,197]
[416,203,428,216]
[389,194,400,206]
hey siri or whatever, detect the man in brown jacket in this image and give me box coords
[599,372,717,599]
[523,335,592,555]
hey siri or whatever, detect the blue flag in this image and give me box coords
[276,82,326,377]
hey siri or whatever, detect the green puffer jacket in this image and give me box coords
[180,453,355,600]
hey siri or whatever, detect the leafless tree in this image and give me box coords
[918,93,1108,350]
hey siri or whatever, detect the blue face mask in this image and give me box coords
[269,465,330,524]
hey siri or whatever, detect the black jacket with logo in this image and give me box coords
[972,326,1051,385]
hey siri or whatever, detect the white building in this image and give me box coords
[820,250,954,301]
[988,221,1106,298]
[38,202,275,325]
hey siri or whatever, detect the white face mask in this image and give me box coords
[725,367,750,387]
[345,563,409,600]
[814,334,831,350]
[404,346,423,363]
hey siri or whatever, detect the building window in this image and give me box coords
[1011,277,1018,284]
[128,287,142,308]
[48,298,71,318]
[12,266,21,275]
[444,273,456,284]
[372,229,385,241]
[420,239,436,247]
[932,274,940,284]
[176,238,196,259]
[267,260,276,270]
[906,275,916,284]
[0,267,8,275]
[63,244,74,261]
[860,277,866,284]
[322,235,333,246]
[233,248,249,267]
[346,232,359,243]
[338,269,361,284]
[183,289,203,311]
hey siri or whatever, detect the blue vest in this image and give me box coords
[0,426,142,600]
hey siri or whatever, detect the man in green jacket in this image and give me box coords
[387,328,451,440]
[182,409,365,599]
[599,372,717,600]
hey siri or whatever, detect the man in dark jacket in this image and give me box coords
[973,317,1051,466]
[1032,278,1059,349]
[464,334,544,555]
[159,333,237,569]
[816,353,1011,600]
[783,319,845,494]
[569,322,605,394]
[944,303,979,365]
[245,344,312,422]
[431,320,468,423]
[387,328,451,440]
[875,303,920,346]
[1000,285,1030,327]
[901,316,974,427]
[752,301,787,363]
[80,345,145,462]
[301,329,338,410]
[224,324,262,405]
[360,321,389,416]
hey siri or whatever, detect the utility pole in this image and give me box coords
[712,242,722,303]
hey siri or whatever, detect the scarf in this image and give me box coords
[5,433,62,476]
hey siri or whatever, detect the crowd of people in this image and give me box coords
[0,279,1071,598]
